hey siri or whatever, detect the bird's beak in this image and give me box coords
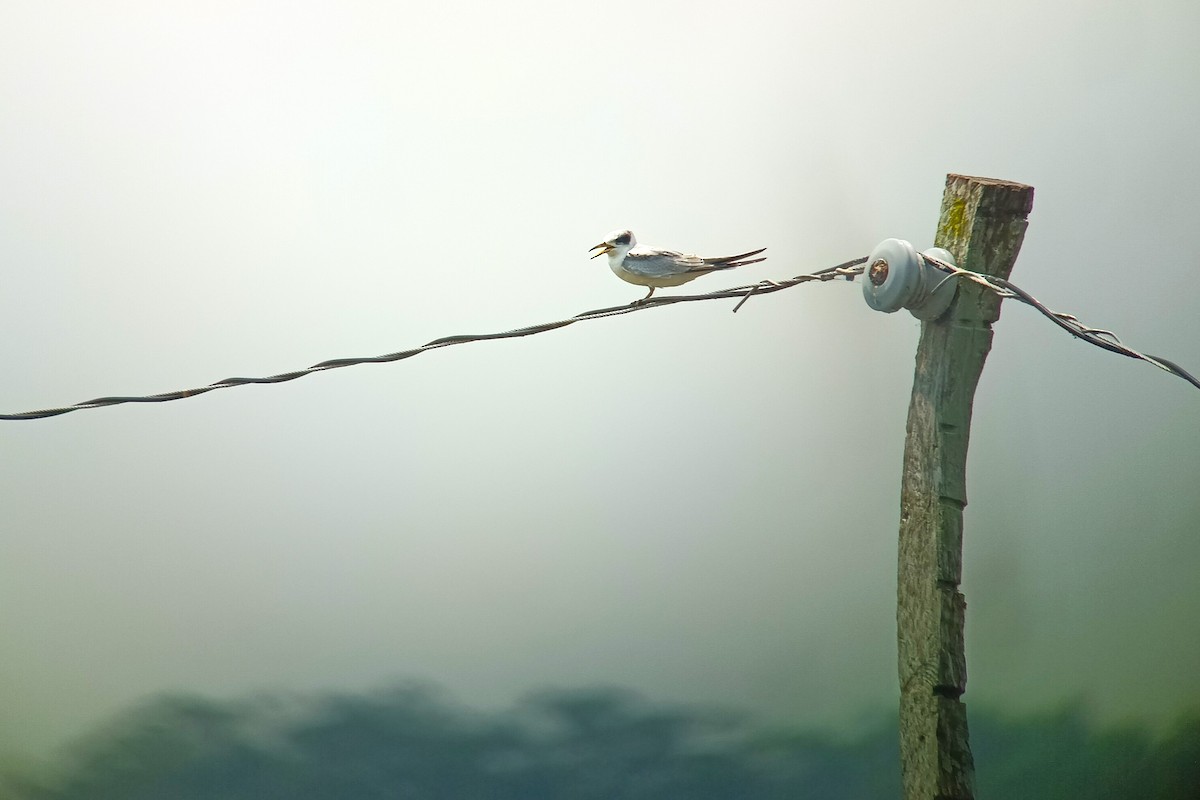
[589,242,613,259]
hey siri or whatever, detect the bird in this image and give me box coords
[588,229,767,302]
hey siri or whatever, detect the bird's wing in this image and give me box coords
[625,247,768,279]
[622,250,708,279]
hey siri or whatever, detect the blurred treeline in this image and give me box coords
[4,686,1197,799]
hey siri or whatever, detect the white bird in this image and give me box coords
[589,229,767,302]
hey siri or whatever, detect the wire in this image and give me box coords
[921,254,1200,391]
[2,252,1195,421]
[0,258,867,421]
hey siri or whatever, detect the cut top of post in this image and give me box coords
[935,174,1035,326]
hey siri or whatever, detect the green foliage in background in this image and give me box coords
[6,687,1197,800]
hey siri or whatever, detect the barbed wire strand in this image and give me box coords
[3,252,1195,421]
[921,254,1200,391]
[0,258,866,421]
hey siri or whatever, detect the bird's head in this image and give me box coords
[589,229,636,260]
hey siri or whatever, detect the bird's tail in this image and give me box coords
[703,248,767,270]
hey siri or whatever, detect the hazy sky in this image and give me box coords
[2,1,1198,762]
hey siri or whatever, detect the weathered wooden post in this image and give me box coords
[896,174,1034,799]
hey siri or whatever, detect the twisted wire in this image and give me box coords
[0,258,866,420]
[3,251,1195,421]
[921,254,1200,391]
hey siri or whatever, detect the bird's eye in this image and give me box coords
[614,232,631,245]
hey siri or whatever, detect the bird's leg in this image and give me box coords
[632,286,655,305]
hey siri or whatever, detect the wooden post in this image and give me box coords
[897,174,1034,799]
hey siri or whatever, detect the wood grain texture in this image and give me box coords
[897,174,1034,800]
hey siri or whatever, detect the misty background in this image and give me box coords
[1,0,1198,788]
